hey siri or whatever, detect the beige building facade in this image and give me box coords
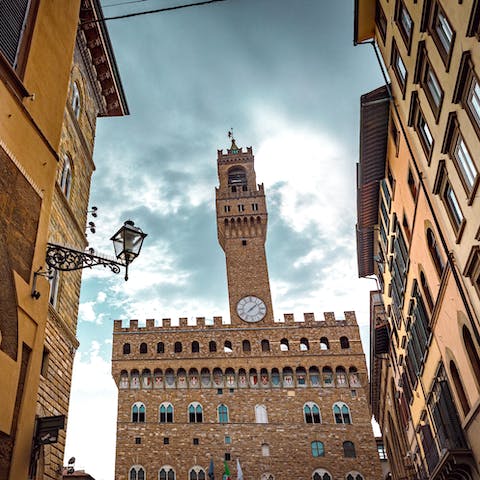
[355,1,480,479]
[112,141,382,479]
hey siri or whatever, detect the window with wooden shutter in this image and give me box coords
[0,0,30,67]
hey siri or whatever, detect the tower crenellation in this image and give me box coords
[113,311,359,332]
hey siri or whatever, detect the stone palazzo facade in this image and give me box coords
[112,141,381,479]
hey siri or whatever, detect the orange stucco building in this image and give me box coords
[355,1,480,479]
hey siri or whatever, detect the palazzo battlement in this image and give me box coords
[113,311,358,332]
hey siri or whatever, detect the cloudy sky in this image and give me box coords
[64,1,383,478]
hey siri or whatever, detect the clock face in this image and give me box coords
[236,296,267,323]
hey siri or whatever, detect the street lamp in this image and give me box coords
[110,220,148,280]
[45,220,147,281]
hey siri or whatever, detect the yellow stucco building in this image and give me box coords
[0,2,81,478]
[0,1,127,479]
[355,1,480,479]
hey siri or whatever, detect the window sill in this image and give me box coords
[418,136,434,165]
[425,94,443,125]
[454,219,467,244]
[466,176,480,206]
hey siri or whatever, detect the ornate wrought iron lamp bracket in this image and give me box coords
[46,243,124,276]
[41,221,146,286]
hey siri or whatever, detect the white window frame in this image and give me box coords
[345,472,365,480]
[255,404,268,423]
[188,467,206,480]
[159,402,174,423]
[333,401,352,424]
[129,465,146,480]
[435,8,453,53]
[420,116,433,148]
[399,3,412,39]
[304,402,322,423]
[72,82,81,119]
[312,468,332,480]
[467,77,480,126]
[454,135,477,192]
[396,52,407,84]
[188,402,203,423]
[261,443,270,456]
[425,64,442,108]
[49,269,60,308]
[60,155,72,199]
[443,182,464,230]
[158,465,175,480]
[132,402,146,423]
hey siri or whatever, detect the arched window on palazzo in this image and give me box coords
[132,402,145,423]
[160,402,174,423]
[159,466,175,480]
[129,465,145,480]
[304,402,321,423]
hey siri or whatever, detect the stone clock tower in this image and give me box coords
[215,138,274,324]
[110,138,382,480]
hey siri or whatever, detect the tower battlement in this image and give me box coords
[217,145,253,160]
[113,311,358,332]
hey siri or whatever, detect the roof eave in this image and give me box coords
[80,0,129,117]
[354,0,376,45]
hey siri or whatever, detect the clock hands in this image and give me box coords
[246,304,258,313]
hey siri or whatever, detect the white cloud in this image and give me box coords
[78,301,106,326]
[272,254,374,329]
[97,291,107,303]
[64,342,117,480]
[79,302,97,324]
[292,249,326,269]
[252,123,353,238]
[112,296,230,326]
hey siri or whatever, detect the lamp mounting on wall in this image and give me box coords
[46,220,147,281]
[31,266,54,299]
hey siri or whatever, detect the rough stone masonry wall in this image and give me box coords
[36,32,98,480]
[35,309,76,480]
[113,311,382,480]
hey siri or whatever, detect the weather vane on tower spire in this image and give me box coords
[227,128,238,151]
